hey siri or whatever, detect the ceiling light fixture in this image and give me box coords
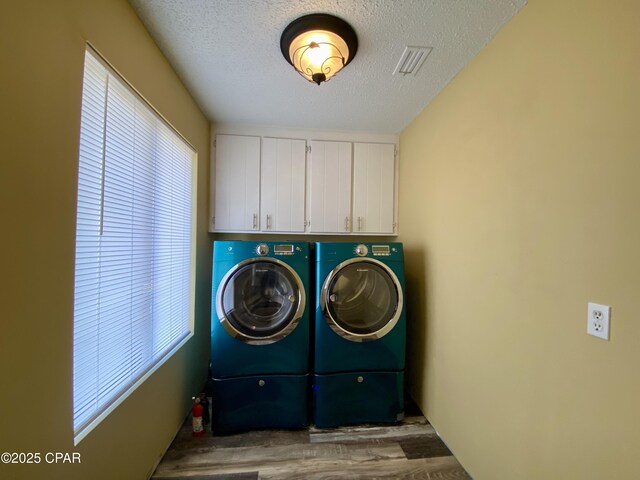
[280,13,358,86]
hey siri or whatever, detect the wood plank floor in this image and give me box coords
[152,403,471,479]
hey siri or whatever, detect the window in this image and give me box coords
[73,47,196,444]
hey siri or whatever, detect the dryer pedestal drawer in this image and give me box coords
[312,371,404,428]
[211,374,309,434]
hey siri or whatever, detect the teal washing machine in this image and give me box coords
[211,240,310,433]
[313,242,406,428]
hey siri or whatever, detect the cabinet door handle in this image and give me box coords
[266,214,271,230]
[252,213,257,229]
[358,216,362,231]
[345,216,349,231]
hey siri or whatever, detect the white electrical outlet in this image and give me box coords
[587,302,611,340]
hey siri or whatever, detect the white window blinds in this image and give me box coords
[73,48,195,443]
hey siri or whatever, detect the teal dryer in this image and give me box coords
[313,242,406,428]
[211,240,310,433]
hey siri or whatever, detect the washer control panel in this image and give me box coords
[256,243,269,256]
[274,244,295,255]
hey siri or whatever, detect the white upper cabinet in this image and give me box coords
[308,141,352,233]
[353,143,396,234]
[260,138,306,232]
[213,134,260,232]
[210,130,398,235]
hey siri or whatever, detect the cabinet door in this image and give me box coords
[260,138,306,232]
[353,143,396,234]
[213,134,260,232]
[308,141,352,233]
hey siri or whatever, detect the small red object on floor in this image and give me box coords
[192,397,205,436]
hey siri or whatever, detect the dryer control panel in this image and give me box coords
[355,244,368,256]
[352,244,395,257]
[371,245,391,256]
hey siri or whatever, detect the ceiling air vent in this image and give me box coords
[393,46,432,76]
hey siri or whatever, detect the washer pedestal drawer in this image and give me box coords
[312,371,404,428]
[211,374,309,434]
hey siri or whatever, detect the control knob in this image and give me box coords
[355,244,368,256]
[256,243,269,256]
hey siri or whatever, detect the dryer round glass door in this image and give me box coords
[321,258,403,342]
[216,259,306,345]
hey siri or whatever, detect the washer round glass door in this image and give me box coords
[216,258,306,345]
[321,258,403,342]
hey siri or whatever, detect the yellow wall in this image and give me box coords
[399,0,640,478]
[0,1,210,479]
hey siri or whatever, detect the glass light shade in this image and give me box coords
[280,14,358,86]
[288,29,350,85]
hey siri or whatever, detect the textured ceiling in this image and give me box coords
[129,0,526,134]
